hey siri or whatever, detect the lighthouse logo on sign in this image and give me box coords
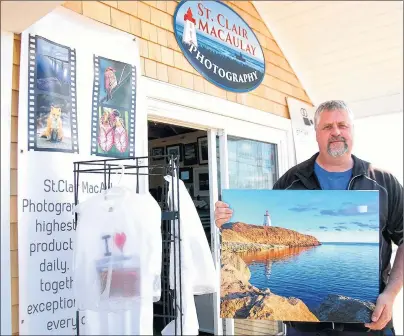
[173,0,265,93]
[182,7,198,47]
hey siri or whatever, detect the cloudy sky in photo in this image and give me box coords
[222,189,380,243]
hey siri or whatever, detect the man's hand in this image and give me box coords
[366,244,403,330]
[214,201,233,229]
[365,291,395,330]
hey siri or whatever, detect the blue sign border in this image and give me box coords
[173,0,266,93]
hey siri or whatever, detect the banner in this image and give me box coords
[18,7,145,335]
[287,97,318,164]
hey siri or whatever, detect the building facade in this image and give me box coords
[2,1,313,335]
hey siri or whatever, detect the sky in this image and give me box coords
[222,189,380,243]
[175,1,264,62]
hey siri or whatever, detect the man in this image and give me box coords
[215,100,403,336]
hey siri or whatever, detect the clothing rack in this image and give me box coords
[72,155,183,336]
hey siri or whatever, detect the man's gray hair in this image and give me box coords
[314,100,354,128]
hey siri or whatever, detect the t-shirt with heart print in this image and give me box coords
[72,187,161,315]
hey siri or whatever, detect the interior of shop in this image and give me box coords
[148,120,212,248]
[147,120,214,335]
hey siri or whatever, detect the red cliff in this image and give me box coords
[222,222,321,247]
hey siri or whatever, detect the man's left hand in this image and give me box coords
[365,291,394,330]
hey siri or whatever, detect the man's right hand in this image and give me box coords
[214,201,233,229]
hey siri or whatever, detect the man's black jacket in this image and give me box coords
[273,152,403,332]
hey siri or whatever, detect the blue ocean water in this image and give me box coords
[242,243,379,312]
[175,23,265,73]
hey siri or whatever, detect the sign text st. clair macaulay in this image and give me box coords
[173,0,266,93]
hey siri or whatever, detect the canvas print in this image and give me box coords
[28,35,78,153]
[220,189,379,323]
[91,56,136,158]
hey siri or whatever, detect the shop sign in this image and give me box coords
[173,0,265,93]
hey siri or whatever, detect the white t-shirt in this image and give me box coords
[72,188,162,334]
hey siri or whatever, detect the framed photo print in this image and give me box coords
[193,167,209,197]
[166,144,182,162]
[197,136,209,165]
[179,167,193,183]
[150,146,165,161]
[183,142,198,166]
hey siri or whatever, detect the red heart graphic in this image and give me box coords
[114,232,126,251]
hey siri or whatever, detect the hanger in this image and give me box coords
[117,164,125,185]
[103,164,129,202]
[164,157,178,184]
[165,156,178,178]
[75,164,128,213]
[135,158,140,194]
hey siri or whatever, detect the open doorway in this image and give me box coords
[148,120,211,245]
[148,120,214,335]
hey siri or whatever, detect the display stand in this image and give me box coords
[72,155,183,336]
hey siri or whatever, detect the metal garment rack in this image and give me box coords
[72,155,183,336]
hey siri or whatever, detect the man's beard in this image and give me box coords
[327,136,348,157]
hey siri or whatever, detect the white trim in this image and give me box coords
[1,29,13,336]
[217,130,234,336]
[147,101,293,172]
[207,129,222,336]
[218,129,230,191]
[145,76,295,177]
[144,77,292,131]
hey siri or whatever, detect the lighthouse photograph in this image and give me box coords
[220,189,380,324]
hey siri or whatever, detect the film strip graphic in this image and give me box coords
[91,55,100,155]
[27,34,79,154]
[129,66,136,157]
[91,55,136,158]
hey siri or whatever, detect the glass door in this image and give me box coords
[215,125,290,336]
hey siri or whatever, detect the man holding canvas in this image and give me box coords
[215,100,403,336]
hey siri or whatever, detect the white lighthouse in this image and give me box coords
[263,210,272,227]
[182,7,198,48]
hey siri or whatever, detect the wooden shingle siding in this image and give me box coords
[62,1,312,118]
[11,33,20,335]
